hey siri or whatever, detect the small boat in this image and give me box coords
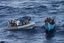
[6,22,35,30]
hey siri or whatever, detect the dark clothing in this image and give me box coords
[49,20,55,25]
[10,21,17,27]
[45,18,55,25]
[45,18,51,23]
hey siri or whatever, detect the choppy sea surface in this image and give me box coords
[0,0,64,43]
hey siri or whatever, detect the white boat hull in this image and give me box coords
[6,22,35,30]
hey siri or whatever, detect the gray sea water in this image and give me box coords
[0,0,64,43]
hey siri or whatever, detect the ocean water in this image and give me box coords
[0,0,64,43]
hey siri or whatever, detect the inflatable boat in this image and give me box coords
[6,22,35,30]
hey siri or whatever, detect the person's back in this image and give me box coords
[49,19,55,25]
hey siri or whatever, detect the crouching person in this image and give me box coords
[9,19,17,27]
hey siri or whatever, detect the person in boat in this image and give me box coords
[17,16,31,25]
[9,19,17,27]
[9,16,31,27]
[45,17,55,25]
[44,17,55,36]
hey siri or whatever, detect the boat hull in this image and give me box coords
[45,23,55,37]
[45,23,55,31]
[6,22,35,30]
